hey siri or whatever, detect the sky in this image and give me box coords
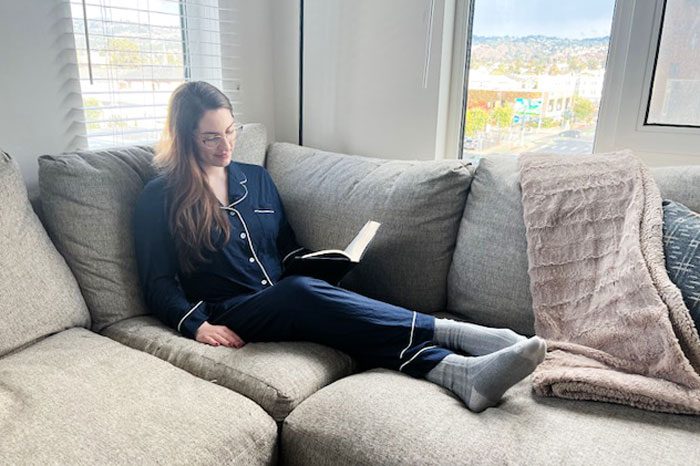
[472,0,617,39]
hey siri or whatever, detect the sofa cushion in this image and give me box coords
[266,143,474,313]
[282,369,700,465]
[0,150,90,357]
[447,155,534,335]
[662,200,700,328]
[103,316,355,421]
[37,124,267,331]
[0,328,277,464]
[652,166,700,213]
[447,156,700,336]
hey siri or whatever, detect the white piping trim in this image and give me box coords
[399,345,437,372]
[234,208,274,286]
[399,311,417,359]
[225,172,248,207]
[177,300,204,333]
[282,246,305,264]
[254,209,275,214]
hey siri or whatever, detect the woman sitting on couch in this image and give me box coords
[132,81,547,413]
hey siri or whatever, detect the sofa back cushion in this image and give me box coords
[266,143,474,313]
[0,150,90,356]
[651,166,700,213]
[37,124,267,332]
[447,156,534,334]
[447,156,700,336]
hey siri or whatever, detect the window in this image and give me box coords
[595,0,700,161]
[461,0,616,158]
[68,0,240,149]
[646,0,700,127]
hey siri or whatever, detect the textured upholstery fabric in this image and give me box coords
[37,124,267,331]
[38,145,155,331]
[266,143,474,313]
[233,124,268,166]
[282,369,700,466]
[663,200,700,328]
[652,165,700,213]
[447,155,535,335]
[447,155,700,336]
[0,328,277,465]
[103,316,355,421]
[0,151,90,357]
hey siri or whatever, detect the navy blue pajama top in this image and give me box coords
[133,162,303,339]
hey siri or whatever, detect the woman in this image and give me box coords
[133,81,546,413]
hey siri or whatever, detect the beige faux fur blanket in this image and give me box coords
[519,150,700,414]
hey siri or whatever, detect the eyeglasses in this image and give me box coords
[199,123,243,149]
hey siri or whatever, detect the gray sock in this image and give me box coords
[425,336,546,412]
[433,318,527,356]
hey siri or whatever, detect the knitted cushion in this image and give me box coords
[662,200,700,329]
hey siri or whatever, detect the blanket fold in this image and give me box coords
[519,150,700,414]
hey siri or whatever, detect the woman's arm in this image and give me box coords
[132,181,214,340]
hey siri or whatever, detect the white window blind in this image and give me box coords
[66,0,241,149]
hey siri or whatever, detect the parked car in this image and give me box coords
[464,137,480,150]
[558,130,582,138]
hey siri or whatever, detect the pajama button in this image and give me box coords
[228,212,234,216]
[240,232,247,239]
[249,257,255,263]
[261,279,268,285]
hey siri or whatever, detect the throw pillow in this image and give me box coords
[662,199,700,330]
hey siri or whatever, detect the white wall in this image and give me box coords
[0,0,82,196]
[301,0,446,160]
[225,0,277,137]
[271,0,301,144]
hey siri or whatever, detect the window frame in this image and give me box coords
[444,0,700,161]
[596,0,700,160]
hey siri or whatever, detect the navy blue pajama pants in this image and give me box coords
[209,276,451,378]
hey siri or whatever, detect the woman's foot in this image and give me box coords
[426,336,547,412]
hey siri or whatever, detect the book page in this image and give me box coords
[343,221,381,262]
[301,249,348,259]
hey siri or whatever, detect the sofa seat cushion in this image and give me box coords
[103,316,355,421]
[266,143,474,313]
[282,369,700,465]
[0,328,277,464]
[37,124,267,332]
[0,150,90,358]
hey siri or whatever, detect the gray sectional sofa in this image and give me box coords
[1,123,699,464]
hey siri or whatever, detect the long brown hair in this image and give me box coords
[154,81,233,274]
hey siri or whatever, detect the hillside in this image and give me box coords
[470,36,610,74]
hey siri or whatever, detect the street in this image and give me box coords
[530,138,593,155]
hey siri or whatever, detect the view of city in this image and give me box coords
[464,1,616,158]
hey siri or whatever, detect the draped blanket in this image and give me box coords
[519,151,700,414]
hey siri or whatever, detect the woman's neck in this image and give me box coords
[203,165,229,205]
[203,165,227,181]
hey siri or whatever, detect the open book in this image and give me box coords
[281,220,381,285]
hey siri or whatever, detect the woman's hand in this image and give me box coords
[195,321,246,348]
